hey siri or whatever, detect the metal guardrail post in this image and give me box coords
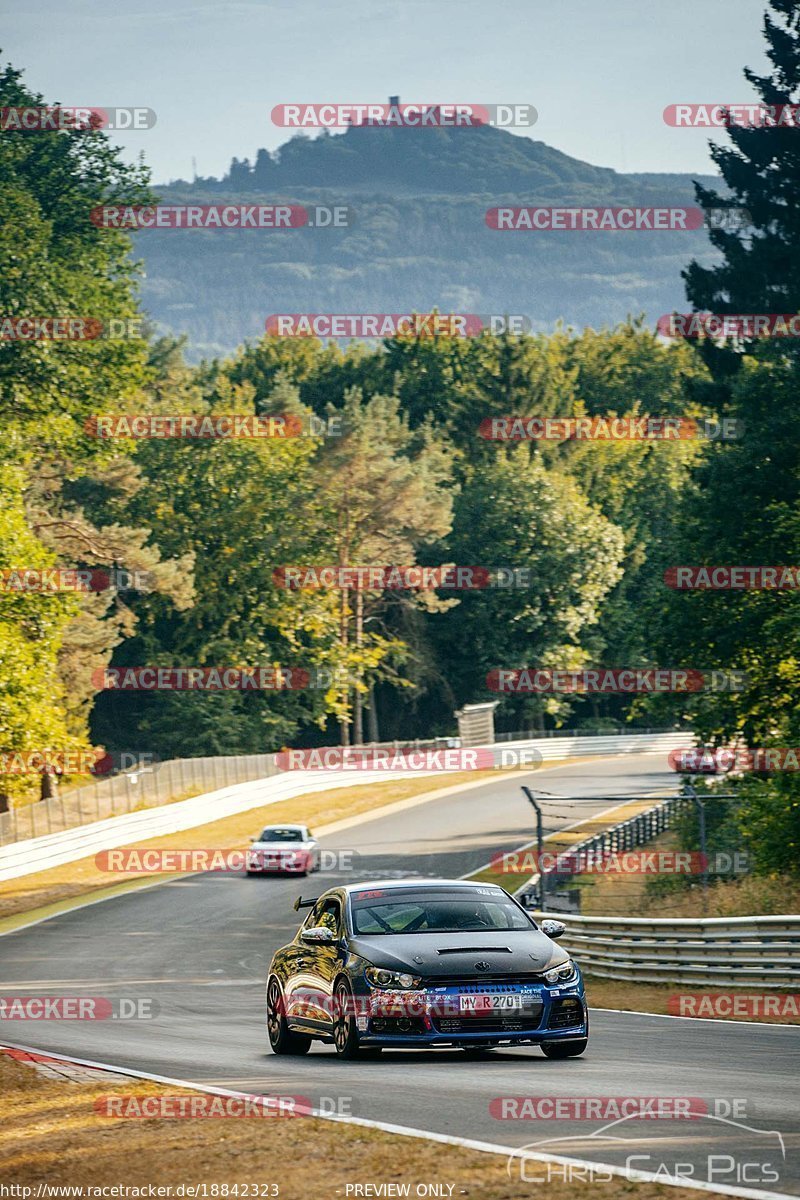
[521,786,545,907]
[683,783,708,916]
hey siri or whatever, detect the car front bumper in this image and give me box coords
[356,981,587,1047]
[247,857,311,873]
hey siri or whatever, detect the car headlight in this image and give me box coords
[365,967,422,989]
[544,959,577,984]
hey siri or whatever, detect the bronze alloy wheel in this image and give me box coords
[267,978,311,1055]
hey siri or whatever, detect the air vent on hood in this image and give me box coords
[436,946,511,955]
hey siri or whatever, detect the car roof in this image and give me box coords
[259,823,307,831]
[340,878,505,895]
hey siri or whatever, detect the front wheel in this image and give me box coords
[333,979,363,1059]
[541,1038,588,1059]
[267,979,311,1055]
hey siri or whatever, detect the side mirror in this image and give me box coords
[301,926,336,945]
[541,919,566,939]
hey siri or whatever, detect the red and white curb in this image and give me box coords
[2,1043,130,1084]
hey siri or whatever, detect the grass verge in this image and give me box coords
[0,1052,705,1200]
[583,976,799,1023]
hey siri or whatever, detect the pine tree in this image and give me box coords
[683,0,800,359]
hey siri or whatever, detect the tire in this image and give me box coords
[333,979,363,1059]
[541,1038,588,1059]
[267,978,312,1055]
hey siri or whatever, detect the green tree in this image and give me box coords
[431,452,625,730]
[0,59,157,800]
[311,388,455,744]
[657,2,800,879]
[683,1,800,344]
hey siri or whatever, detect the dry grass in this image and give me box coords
[0,1053,706,1200]
[583,977,799,1023]
[564,830,800,919]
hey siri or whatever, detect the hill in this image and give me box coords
[136,119,723,358]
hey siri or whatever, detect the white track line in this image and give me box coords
[0,1039,790,1200]
[593,1007,797,1028]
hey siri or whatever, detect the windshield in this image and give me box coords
[258,828,304,842]
[350,888,533,935]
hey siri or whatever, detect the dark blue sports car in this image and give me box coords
[266,879,588,1058]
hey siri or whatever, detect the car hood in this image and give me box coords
[348,930,568,978]
[250,841,309,852]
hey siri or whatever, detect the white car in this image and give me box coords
[246,824,320,876]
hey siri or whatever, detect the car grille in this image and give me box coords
[431,998,544,1036]
[426,974,547,988]
[546,997,584,1029]
[433,1003,544,1035]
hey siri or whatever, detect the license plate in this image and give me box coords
[459,993,523,1013]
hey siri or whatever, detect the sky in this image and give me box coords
[5,0,770,184]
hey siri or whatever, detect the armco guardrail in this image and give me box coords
[539,911,800,988]
[0,731,688,883]
[497,730,687,762]
[496,725,677,743]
